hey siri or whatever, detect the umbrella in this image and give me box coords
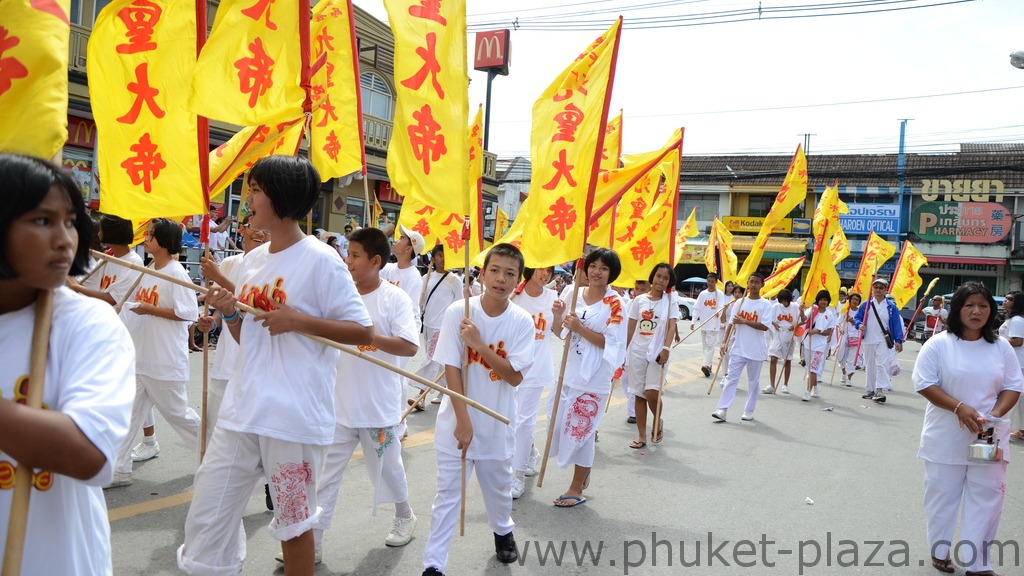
[681,277,707,284]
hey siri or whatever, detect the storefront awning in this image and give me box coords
[730,236,808,257]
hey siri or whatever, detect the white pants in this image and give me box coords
[549,385,607,469]
[315,423,409,549]
[178,429,327,575]
[422,452,514,572]
[717,355,762,413]
[205,378,228,446]
[409,326,445,392]
[143,407,156,428]
[115,374,201,475]
[617,369,636,417]
[513,386,545,473]
[862,342,892,392]
[923,460,1007,572]
[701,330,718,367]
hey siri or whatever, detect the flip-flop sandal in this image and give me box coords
[554,495,587,507]
[406,398,425,412]
[930,556,954,573]
[629,440,646,449]
[652,419,664,443]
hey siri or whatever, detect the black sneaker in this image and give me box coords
[627,416,636,424]
[423,568,445,576]
[873,395,887,404]
[701,366,711,377]
[494,532,518,564]
[861,391,875,400]
[265,484,274,511]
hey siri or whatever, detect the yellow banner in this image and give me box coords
[830,226,850,266]
[736,145,808,283]
[310,0,364,180]
[495,208,509,240]
[889,240,929,309]
[599,110,622,172]
[0,0,70,159]
[802,210,842,306]
[209,119,305,201]
[715,218,738,284]
[674,206,699,264]
[397,195,442,250]
[704,216,718,274]
[90,0,204,220]
[851,231,897,300]
[614,150,680,286]
[189,0,303,126]
[677,242,705,264]
[385,0,469,216]
[518,18,622,267]
[762,256,805,299]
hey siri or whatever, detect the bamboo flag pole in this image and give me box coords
[2,290,53,576]
[200,246,212,461]
[401,372,446,422]
[905,278,941,333]
[772,332,796,391]
[459,221,471,538]
[79,259,107,284]
[707,296,746,395]
[652,363,667,443]
[91,250,508,424]
[113,267,148,314]
[672,303,727,349]
[828,309,851,387]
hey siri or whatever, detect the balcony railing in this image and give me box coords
[70,24,89,73]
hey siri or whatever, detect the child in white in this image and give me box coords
[691,273,727,377]
[713,274,772,422]
[509,266,559,499]
[315,228,420,555]
[923,295,948,340]
[836,293,862,387]
[381,224,425,332]
[422,245,535,574]
[802,290,836,401]
[407,245,462,407]
[763,288,799,394]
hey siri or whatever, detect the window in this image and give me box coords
[70,0,82,24]
[747,195,803,218]
[679,196,719,230]
[93,0,113,24]
[346,198,366,227]
[360,72,393,120]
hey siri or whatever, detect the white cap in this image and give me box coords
[399,224,426,254]
[872,278,889,287]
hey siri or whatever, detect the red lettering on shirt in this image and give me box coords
[603,295,623,326]
[100,274,117,290]
[736,310,759,323]
[0,377,53,491]
[467,340,508,381]
[239,277,287,311]
[136,285,160,306]
[534,312,547,340]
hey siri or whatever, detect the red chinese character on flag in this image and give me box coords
[407,104,447,175]
[415,205,436,216]
[629,196,647,220]
[542,197,577,241]
[316,94,338,127]
[541,149,576,190]
[444,229,464,252]
[630,238,655,266]
[315,27,334,56]
[552,87,587,102]
[412,218,431,237]
[651,212,667,233]
[117,63,165,124]
[551,103,584,143]
[115,0,162,54]
[400,33,444,99]
[0,27,27,96]
[322,131,340,161]
[234,38,274,108]
[240,0,278,30]
[408,0,446,25]
[120,133,166,193]
[615,221,637,243]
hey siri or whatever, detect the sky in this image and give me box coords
[354,0,1024,159]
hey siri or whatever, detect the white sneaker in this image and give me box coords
[741,411,754,421]
[711,409,727,422]
[274,550,322,564]
[524,445,539,477]
[511,477,526,500]
[802,391,811,402]
[810,386,820,399]
[103,472,133,489]
[781,385,790,394]
[761,386,774,395]
[385,513,417,547]
[130,441,160,462]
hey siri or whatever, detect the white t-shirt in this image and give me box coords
[119,259,199,381]
[693,288,728,332]
[727,297,773,361]
[628,293,680,362]
[804,307,837,352]
[0,288,135,576]
[563,287,628,394]
[209,254,244,382]
[97,250,144,305]
[381,262,424,332]
[924,306,949,335]
[769,301,799,331]
[861,297,890,345]
[914,332,1023,464]
[421,270,462,330]
[511,287,558,389]
[1003,315,1024,370]
[335,281,418,428]
[218,237,373,445]
[432,296,535,460]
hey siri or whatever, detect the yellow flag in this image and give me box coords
[761,256,805,300]
[90,0,204,221]
[830,226,851,266]
[495,208,509,240]
[309,0,364,180]
[599,110,622,172]
[0,0,70,159]
[518,18,622,267]
[715,219,738,284]
[209,119,305,201]
[889,240,929,309]
[802,211,842,306]
[851,231,897,300]
[608,164,660,248]
[812,183,849,241]
[704,217,718,275]
[736,145,808,283]
[396,195,442,249]
[674,206,699,264]
[614,150,680,286]
[373,194,384,227]
[189,0,302,126]
[385,0,470,216]
[131,219,151,247]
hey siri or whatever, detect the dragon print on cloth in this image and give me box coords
[371,426,396,459]
[564,393,600,441]
[271,461,315,525]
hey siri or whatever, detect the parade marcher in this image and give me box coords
[801,290,836,402]
[853,278,905,403]
[407,244,462,410]
[107,218,201,488]
[837,293,863,387]
[762,288,798,395]
[0,153,135,575]
[421,243,535,576]
[924,295,949,341]
[509,265,560,499]
[913,282,1021,575]
[381,224,425,332]
[614,281,644,424]
[310,227,420,561]
[997,291,1024,441]
[178,156,374,575]
[550,248,626,507]
[626,263,679,448]
[712,273,771,423]
[692,272,727,378]
[720,284,746,378]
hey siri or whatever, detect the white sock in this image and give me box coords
[143,435,157,445]
[395,501,413,519]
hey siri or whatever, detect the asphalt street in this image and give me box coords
[104,331,1024,575]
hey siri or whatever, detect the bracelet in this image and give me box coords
[221,309,240,323]
[953,401,963,415]
[662,346,671,352]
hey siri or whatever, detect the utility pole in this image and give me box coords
[798,133,816,155]
[897,119,912,244]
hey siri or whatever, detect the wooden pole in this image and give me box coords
[707,297,745,395]
[112,269,147,314]
[459,226,471,537]
[79,259,107,284]
[2,290,53,576]
[672,303,726,349]
[400,372,445,423]
[772,332,796,391]
[652,363,667,444]
[828,310,850,387]
[200,247,212,461]
[90,250,509,424]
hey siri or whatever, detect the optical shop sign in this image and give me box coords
[911,202,1010,243]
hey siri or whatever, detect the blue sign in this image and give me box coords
[791,218,812,234]
[839,203,900,235]
[836,258,896,275]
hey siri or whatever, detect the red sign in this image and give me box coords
[376,181,402,204]
[67,116,98,149]
[473,29,510,75]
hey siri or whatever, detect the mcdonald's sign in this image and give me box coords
[474,30,510,75]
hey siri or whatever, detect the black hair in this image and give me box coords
[814,289,831,305]
[523,266,554,282]
[849,293,862,307]
[148,218,182,254]
[749,271,766,282]
[1006,290,1024,319]
[247,155,321,220]
[430,244,444,258]
[326,236,338,247]
[0,153,93,278]
[707,272,718,280]
[100,213,134,246]
[648,262,676,287]
[348,227,390,269]
[583,248,621,284]
[947,281,998,343]
[778,288,792,305]
[732,285,745,296]
[483,243,525,275]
